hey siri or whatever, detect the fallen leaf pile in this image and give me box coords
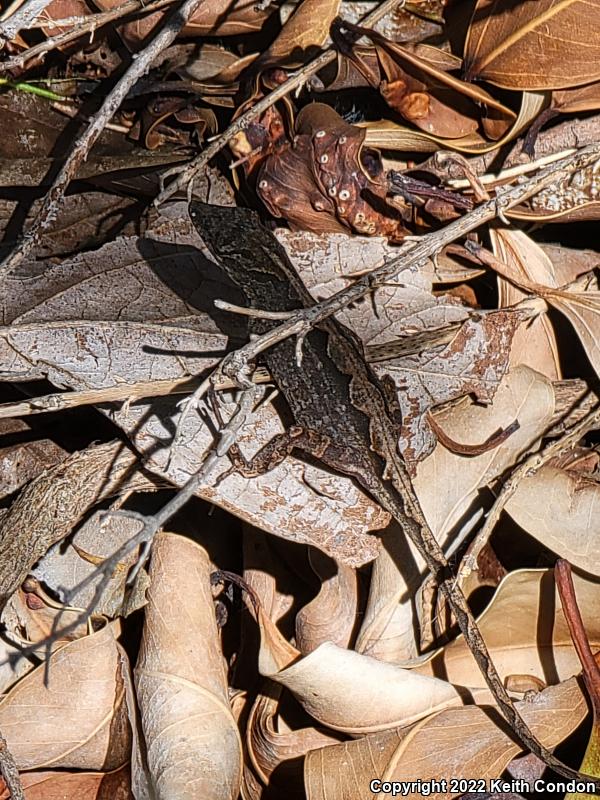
[0,0,600,798]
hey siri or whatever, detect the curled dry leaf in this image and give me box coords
[32,510,150,618]
[0,765,132,799]
[491,228,561,379]
[0,441,159,608]
[256,607,486,734]
[485,229,600,378]
[0,621,130,770]
[246,686,343,783]
[2,582,89,651]
[257,104,408,241]
[505,467,600,576]
[337,23,516,140]
[304,676,588,800]
[363,90,547,154]
[417,569,600,688]
[465,0,600,90]
[356,366,557,664]
[414,365,555,542]
[0,210,384,566]
[134,532,243,800]
[295,550,358,654]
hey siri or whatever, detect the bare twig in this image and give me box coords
[555,559,600,715]
[459,399,600,582]
[155,0,406,205]
[0,0,180,72]
[0,370,272,419]
[5,382,262,658]
[0,0,53,43]
[0,734,24,800]
[0,0,205,276]
[211,143,600,378]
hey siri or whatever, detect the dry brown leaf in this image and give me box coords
[93,0,275,47]
[505,467,600,575]
[491,229,561,379]
[304,676,587,800]
[417,569,600,688]
[363,90,547,153]
[256,608,485,734]
[32,510,149,618]
[257,0,341,68]
[349,365,556,664]
[134,532,243,800]
[0,441,159,607]
[246,687,343,783]
[295,550,358,654]
[0,621,130,770]
[465,0,600,90]
[0,766,132,799]
[0,418,66,499]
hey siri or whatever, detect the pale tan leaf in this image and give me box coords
[540,282,600,377]
[415,365,555,542]
[0,766,132,799]
[491,229,561,379]
[247,687,343,782]
[257,615,485,734]
[505,466,600,575]
[465,0,600,90]
[32,510,148,618]
[134,532,243,800]
[363,91,547,153]
[305,677,587,800]
[416,569,600,688]
[295,550,358,654]
[0,621,130,770]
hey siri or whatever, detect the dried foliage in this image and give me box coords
[0,0,599,798]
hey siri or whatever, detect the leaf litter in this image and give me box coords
[0,0,599,798]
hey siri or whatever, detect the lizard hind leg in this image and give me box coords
[227,426,333,479]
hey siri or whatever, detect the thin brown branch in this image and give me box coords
[0,0,205,276]
[460,397,600,582]
[154,0,406,205]
[555,559,600,716]
[0,0,53,43]
[0,0,180,72]
[212,143,600,380]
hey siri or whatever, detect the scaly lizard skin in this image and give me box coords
[189,201,598,787]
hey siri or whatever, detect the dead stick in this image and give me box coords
[154,0,405,205]
[0,0,205,276]
[0,0,181,71]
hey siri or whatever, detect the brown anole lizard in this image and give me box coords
[189,201,599,788]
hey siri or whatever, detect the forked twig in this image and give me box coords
[154,0,406,205]
[0,0,205,276]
